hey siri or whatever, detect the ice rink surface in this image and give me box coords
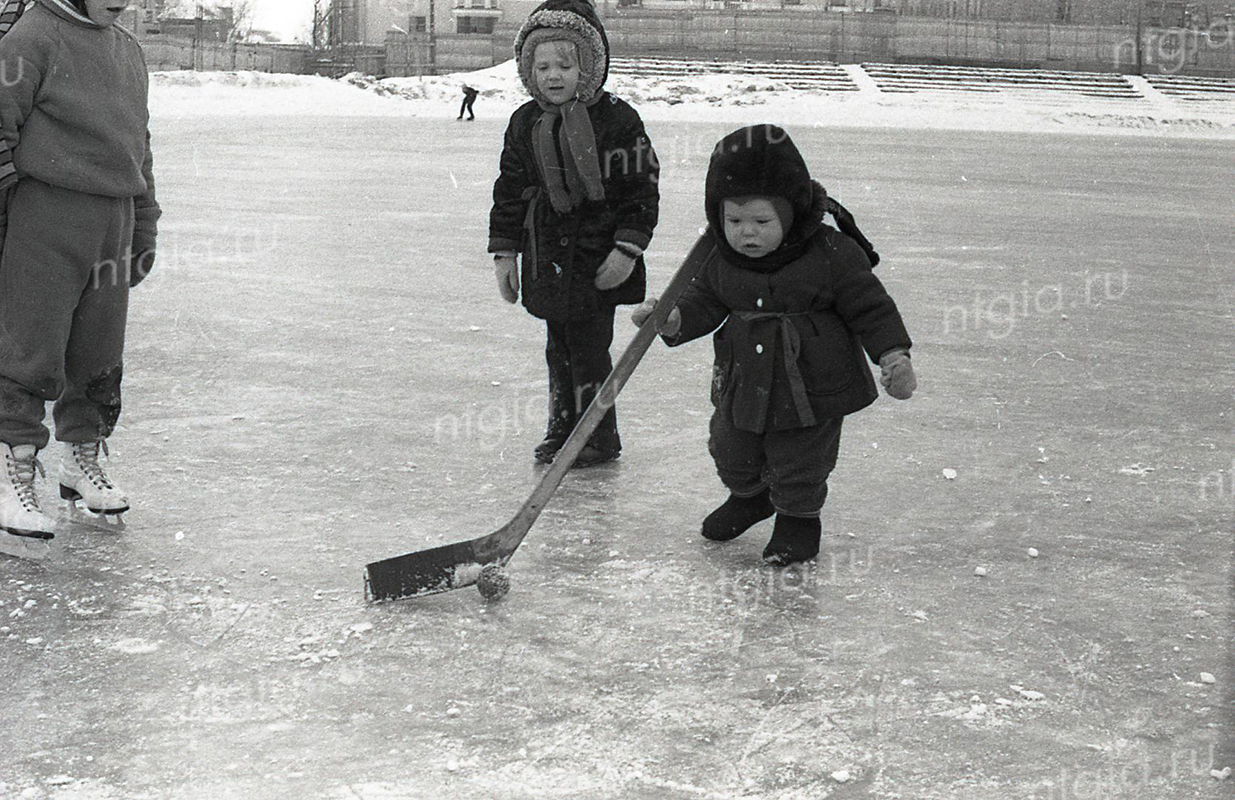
[1,111,1233,798]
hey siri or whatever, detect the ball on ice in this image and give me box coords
[476,564,510,601]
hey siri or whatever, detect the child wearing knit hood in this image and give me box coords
[633,125,916,566]
[489,0,659,468]
[0,0,159,547]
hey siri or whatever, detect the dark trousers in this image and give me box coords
[0,177,132,449]
[545,311,619,452]
[458,96,475,119]
[708,413,843,517]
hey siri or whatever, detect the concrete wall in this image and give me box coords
[385,30,511,74]
[142,37,310,73]
[601,10,1235,75]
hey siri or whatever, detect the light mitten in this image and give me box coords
[494,253,518,303]
[879,349,916,400]
[631,297,681,337]
[594,248,636,291]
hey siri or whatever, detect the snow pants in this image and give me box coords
[708,413,843,517]
[544,310,620,452]
[0,177,132,449]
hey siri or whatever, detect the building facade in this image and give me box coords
[350,0,1232,47]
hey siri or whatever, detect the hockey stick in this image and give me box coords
[364,232,717,602]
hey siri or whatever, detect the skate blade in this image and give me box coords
[62,502,127,531]
[0,531,52,561]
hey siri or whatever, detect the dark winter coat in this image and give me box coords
[665,215,912,434]
[488,93,658,322]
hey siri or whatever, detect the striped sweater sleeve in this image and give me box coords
[0,0,34,191]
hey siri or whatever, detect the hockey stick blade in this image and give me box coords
[365,233,717,602]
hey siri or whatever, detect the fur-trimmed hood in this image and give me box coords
[514,0,609,104]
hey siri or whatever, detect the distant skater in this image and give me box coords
[458,85,478,120]
[0,0,161,547]
[632,124,916,566]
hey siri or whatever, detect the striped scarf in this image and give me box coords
[532,98,605,215]
[0,0,33,190]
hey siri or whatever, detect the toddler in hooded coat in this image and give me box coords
[633,125,916,566]
[488,0,658,468]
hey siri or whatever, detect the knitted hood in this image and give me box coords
[514,0,609,104]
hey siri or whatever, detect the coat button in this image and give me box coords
[560,237,569,246]
[756,298,763,308]
[755,344,764,354]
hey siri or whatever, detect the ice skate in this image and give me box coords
[762,513,821,567]
[0,443,55,558]
[59,440,129,518]
[0,529,52,560]
[701,489,774,542]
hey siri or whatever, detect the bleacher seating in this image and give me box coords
[609,56,859,91]
[860,63,1142,99]
[609,56,1235,103]
[1143,74,1235,102]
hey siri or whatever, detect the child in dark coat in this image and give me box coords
[633,125,916,566]
[488,0,658,468]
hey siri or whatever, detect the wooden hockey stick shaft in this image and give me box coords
[364,232,715,601]
[484,232,715,557]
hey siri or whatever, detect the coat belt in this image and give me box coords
[734,310,816,428]
[521,186,540,280]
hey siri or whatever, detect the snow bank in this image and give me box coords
[150,62,1235,139]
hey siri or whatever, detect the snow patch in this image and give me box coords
[109,638,160,654]
[148,63,1235,140]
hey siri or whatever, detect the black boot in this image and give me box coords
[572,409,621,468]
[535,351,576,464]
[701,489,774,541]
[762,513,822,566]
[534,410,573,464]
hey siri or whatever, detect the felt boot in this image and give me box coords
[762,513,821,566]
[701,488,774,541]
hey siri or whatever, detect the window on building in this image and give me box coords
[457,15,496,34]
[410,14,426,31]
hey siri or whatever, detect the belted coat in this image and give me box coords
[665,223,912,435]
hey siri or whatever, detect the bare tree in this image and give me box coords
[159,0,254,41]
[223,0,253,41]
[311,0,330,49]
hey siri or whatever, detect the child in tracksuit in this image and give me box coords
[633,125,916,566]
[0,0,160,543]
[489,0,658,468]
